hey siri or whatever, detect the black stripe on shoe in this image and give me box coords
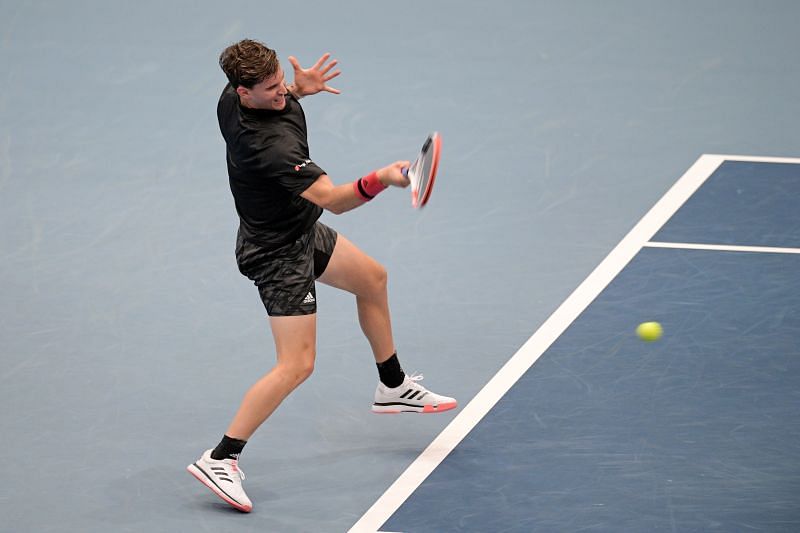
[210,466,233,482]
[194,463,244,505]
[373,401,432,408]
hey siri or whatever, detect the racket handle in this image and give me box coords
[401,167,409,177]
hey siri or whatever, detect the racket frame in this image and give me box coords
[406,132,441,208]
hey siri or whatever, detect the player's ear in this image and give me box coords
[235,86,250,98]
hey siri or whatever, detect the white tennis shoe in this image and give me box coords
[372,373,457,414]
[187,449,252,513]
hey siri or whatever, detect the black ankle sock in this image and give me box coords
[210,435,247,460]
[377,353,405,388]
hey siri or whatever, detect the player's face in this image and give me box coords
[239,68,288,111]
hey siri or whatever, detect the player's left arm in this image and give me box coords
[286,53,341,99]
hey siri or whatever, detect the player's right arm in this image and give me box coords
[300,161,410,214]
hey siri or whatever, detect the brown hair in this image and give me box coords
[219,39,279,89]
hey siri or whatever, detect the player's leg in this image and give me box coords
[187,315,317,514]
[317,232,395,363]
[224,314,317,440]
[317,230,457,414]
[189,230,319,511]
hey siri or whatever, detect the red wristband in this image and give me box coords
[353,171,387,201]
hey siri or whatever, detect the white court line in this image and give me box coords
[704,154,800,164]
[646,242,800,254]
[350,153,798,533]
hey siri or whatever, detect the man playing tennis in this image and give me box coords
[187,39,457,513]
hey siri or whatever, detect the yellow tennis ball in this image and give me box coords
[636,321,663,342]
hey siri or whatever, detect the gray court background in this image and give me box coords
[1,1,798,532]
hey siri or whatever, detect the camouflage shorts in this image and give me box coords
[235,222,338,316]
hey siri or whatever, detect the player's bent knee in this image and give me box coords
[294,349,316,380]
[353,261,388,298]
[295,359,315,384]
[280,357,315,386]
[276,340,316,384]
[370,263,388,292]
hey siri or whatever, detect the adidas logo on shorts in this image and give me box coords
[303,292,315,304]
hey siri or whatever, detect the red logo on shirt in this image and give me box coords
[294,159,312,171]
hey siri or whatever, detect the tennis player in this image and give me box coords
[187,39,457,513]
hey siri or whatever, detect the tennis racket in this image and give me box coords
[402,132,441,208]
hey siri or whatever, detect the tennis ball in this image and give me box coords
[636,321,663,342]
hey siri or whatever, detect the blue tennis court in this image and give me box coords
[354,157,800,532]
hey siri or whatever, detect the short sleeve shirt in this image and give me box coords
[217,84,325,249]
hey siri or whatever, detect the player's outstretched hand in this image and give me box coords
[289,53,341,97]
[377,161,411,188]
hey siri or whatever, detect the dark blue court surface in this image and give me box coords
[654,161,800,248]
[377,160,800,532]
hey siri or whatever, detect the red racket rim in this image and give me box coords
[415,132,441,208]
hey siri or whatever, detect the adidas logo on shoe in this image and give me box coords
[303,292,315,304]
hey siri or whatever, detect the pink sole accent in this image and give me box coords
[187,466,252,513]
[372,401,458,414]
[423,401,457,413]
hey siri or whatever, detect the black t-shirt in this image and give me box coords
[217,84,325,249]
